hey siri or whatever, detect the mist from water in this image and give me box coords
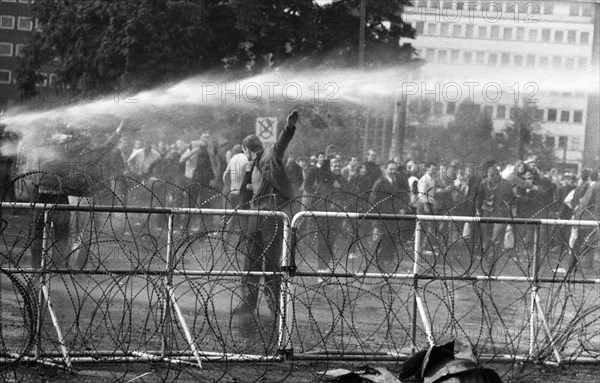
[1,64,598,150]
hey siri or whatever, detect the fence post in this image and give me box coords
[161,213,174,359]
[35,210,72,370]
[35,210,50,360]
[278,212,294,358]
[411,218,422,353]
[529,223,540,358]
[530,221,563,364]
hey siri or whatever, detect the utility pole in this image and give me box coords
[389,96,407,160]
[359,0,366,68]
[359,0,367,157]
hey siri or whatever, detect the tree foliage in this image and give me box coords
[501,103,556,168]
[445,101,495,163]
[20,0,212,97]
[19,0,416,100]
[403,100,558,168]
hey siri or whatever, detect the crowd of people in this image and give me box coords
[9,115,599,284]
[107,128,598,275]
[287,151,598,274]
[0,110,597,320]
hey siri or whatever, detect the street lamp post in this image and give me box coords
[359,0,366,67]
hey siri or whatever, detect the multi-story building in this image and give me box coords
[402,0,600,172]
[0,0,35,110]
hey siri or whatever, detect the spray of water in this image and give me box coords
[1,64,598,155]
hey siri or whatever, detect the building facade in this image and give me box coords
[403,0,600,172]
[0,0,35,110]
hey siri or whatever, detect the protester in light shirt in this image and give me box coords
[222,144,249,208]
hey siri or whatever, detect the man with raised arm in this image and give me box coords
[235,110,298,317]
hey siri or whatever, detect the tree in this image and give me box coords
[20,0,215,100]
[19,0,417,101]
[404,99,446,163]
[501,103,556,167]
[313,0,416,68]
[508,103,536,161]
[445,101,495,163]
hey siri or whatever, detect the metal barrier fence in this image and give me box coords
[289,211,600,365]
[0,202,293,371]
[1,202,599,374]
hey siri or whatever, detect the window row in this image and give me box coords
[418,47,589,71]
[568,3,595,17]
[0,42,25,56]
[414,21,592,45]
[0,15,40,31]
[415,100,585,125]
[544,135,583,151]
[0,69,11,84]
[494,105,584,124]
[37,72,57,86]
[411,1,593,17]
[0,70,56,85]
[546,91,586,99]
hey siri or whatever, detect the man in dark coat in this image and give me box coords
[363,149,382,191]
[301,151,327,210]
[312,155,349,278]
[148,149,182,230]
[369,160,411,272]
[476,162,514,256]
[517,162,555,251]
[235,111,298,317]
[180,132,216,231]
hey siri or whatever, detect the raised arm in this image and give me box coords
[274,111,298,160]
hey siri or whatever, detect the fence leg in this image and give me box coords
[41,281,72,370]
[36,212,72,370]
[411,219,422,352]
[163,213,203,368]
[278,218,293,358]
[35,211,50,360]
[529,224,540,359]
[412,219,434,348]
[168,287,203,368]
[534,290,563,364]
[161,213,172,359]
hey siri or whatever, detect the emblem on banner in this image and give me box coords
[255,117,278,144]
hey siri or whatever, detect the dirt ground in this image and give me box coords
[3,360,600,382]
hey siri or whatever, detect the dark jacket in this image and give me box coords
[311,159,348,211]
[463,174,483,216]
[348,173,373,213]
[364,161,382,190]
[240,123,296,210]
[285,161,304,196]
[303,162,331,195]
[150,155,181,184]
[370,175,411,215]
[476,176,514,217]
[191,145,215,187]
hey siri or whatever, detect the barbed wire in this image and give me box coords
[1,173,599,382]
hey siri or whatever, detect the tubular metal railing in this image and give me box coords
[1,202,599,370]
